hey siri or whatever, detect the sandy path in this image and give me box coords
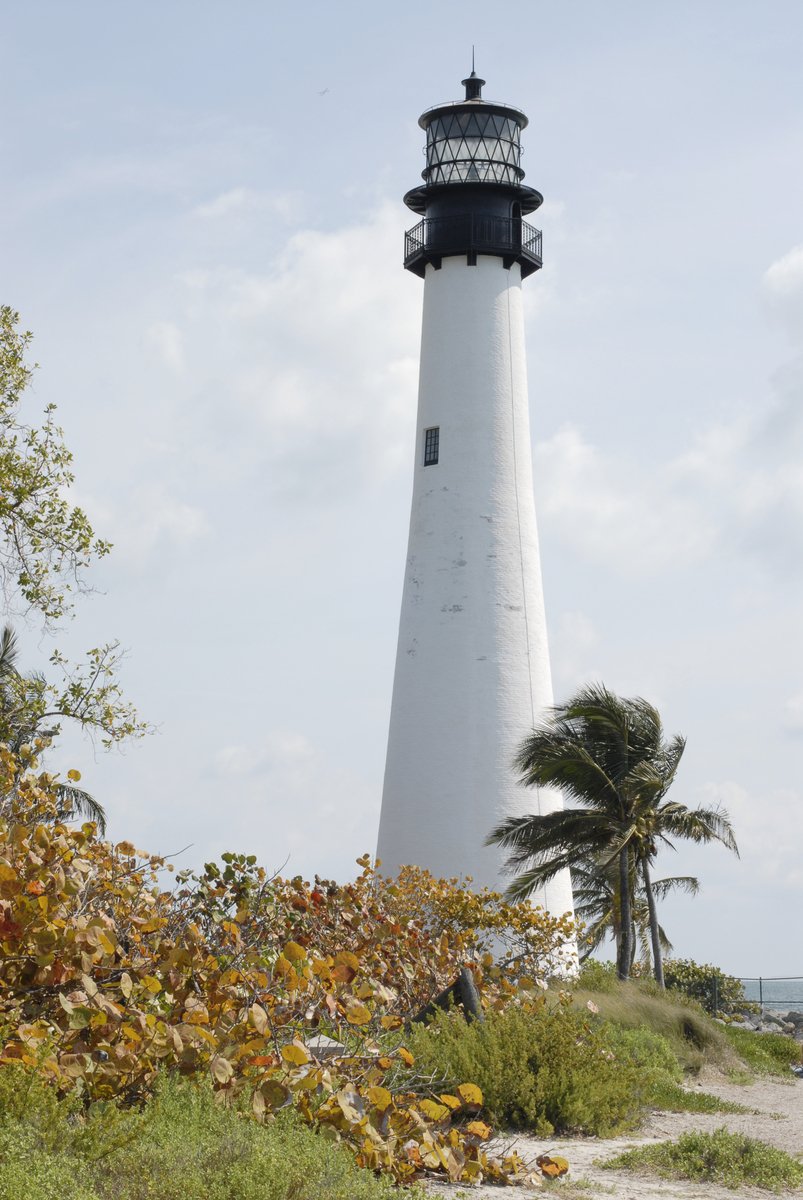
[423,1073,802,1198]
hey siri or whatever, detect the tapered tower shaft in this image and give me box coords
[377,72,574,920]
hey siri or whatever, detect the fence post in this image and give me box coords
[759,976,763,1014]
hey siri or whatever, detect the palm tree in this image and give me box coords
[0,624,106,833]
[487,683,738,982]
[572,850,700,968]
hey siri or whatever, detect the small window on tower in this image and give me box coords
[424,426,440,466]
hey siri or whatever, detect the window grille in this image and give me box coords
[424,426,439,466]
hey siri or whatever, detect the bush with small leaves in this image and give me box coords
[604,1127,803,1192]
[407,1001,646,1137]
[661,958,750,1017]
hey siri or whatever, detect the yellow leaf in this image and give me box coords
[142,975,161,994]
[281,1042,311,1066]
[283,941,306,961]
[366,1085,392,1112]
[419,1099,450,1121]
[139,918,166,934]
[456,1083,483,1109]
[345,1002,371,1026]
[380,1014,402,1030]
[120,972,133,999]
[98,931,116,955]
[67,769,81,782]
[398,1047,415,1067]
[438,1094,462,1110]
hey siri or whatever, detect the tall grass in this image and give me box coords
[567,979,738,1072]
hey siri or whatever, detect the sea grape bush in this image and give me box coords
[0,745,575,1185]
[660,959,750,1017]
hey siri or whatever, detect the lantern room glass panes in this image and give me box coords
[424,110,524,186]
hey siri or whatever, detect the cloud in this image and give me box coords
[209,731,378,880]
[783,693,803,736]
[550,610,601,690]
[534,425,718,575]
[191,188,301,221]
[144,321,184,373]
[763,245,803,338]
[105,483,209,565]
[535,384,803,582]
[153,201,420,500]
[695,780,803,887]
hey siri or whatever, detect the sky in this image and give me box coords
[2,0,802,977]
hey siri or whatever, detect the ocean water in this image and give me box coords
[739,978,803,1011]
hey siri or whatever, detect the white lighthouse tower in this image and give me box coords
[377,68,574,921]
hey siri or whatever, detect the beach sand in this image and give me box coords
[423,1072,803,1198]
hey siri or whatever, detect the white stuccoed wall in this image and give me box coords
[378,253,575,922]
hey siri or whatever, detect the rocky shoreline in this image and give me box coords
[728,1007,803,1040]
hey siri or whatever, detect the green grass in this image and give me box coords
[645,1077,751,1115]
[723,1025,803,1076]
[0,1069,400,1200]
[603,1127,803,1192]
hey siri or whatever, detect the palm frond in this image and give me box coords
[54,784,107,835]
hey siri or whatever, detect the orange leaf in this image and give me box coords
[537,1154,569,1178]
[465,1120,492,1140]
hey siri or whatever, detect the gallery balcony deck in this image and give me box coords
[404,214,542,279]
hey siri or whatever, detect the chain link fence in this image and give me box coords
[735,976,803,1016]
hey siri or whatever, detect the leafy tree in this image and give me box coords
[487,683,738,983]
[0,306,146,748]
[572,850,699,967]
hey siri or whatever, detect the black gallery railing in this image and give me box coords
[404,214,542,273]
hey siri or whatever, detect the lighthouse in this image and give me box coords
[376,68,574,921]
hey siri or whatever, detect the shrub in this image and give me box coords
[604,1127,803,1192]
[723,1026,803,1075]
[662,958,749,1017]
[576,959,618,992]
[407,1002,645,1137]
[0,745,576,1187]
[0,1069,400,1200]
[95,1076,399,1200]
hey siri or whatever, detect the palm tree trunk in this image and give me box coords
[617,845,634,980]
[642,857,664,988]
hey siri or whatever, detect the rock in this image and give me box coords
[307,1034,346,1058]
